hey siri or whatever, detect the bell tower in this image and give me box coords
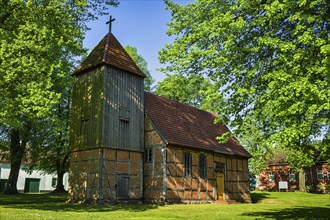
[68,17,145,204]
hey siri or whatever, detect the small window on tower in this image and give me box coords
[119,120,129,149]
[119,106,130,121]
[144,148,153,162]
[81,106,90,121]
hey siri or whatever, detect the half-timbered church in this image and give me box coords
[68,23,252,204]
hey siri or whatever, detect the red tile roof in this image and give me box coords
[72,33,145,77]
[144,92,252,158]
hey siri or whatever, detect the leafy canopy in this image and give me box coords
[124,45,155,91]
[160,0,330,169]
[155,73,224,115]
[26,78,72,176]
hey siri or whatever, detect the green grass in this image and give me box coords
[0,191,329,219]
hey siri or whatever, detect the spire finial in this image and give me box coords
[106,15,116,34]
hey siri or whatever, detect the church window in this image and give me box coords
[119,120,129,149]
[199,155,207,178]
[184,153,192,177]
[144,148,153,162]
[119,105,130,149]
[80,106,90,147]
[119,106,130,121]
[81,120,89,147]
[81,106,90,121]
[215,163,225,173]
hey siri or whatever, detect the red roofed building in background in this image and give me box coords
[68,30,252,204]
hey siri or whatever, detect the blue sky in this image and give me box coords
[84,0,192,83]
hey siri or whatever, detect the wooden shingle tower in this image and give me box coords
[68,18,145,204]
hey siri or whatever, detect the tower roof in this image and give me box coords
[72,33,145,77]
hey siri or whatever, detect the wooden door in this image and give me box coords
[116,174,130,199]
[216,173,224,200]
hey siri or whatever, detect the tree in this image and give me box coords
[124,45,155,91]
[155,73,224,115]
[25,78,72,193]
[0,0,118,194]
[159,0,330,180]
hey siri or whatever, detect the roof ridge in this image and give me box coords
[102,33,111,62]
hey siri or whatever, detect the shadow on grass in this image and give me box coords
[0,193,159,213]
[250,191,271,203]
[242,206,330,220]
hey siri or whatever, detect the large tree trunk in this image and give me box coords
[53,171,66,193]
[4,129,26,194]
[52,155,69,193]
[299,169,306,192]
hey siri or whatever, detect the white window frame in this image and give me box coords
[289,172,296,182]
[317,170,324,181]
[51,178,57,188]
[268,172,275,182]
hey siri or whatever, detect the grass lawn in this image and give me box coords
[0,191,329,220]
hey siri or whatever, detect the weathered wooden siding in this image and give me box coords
[68,148,143,203]
[69,66,144,152]
[69,67,104,151]
[143,115,166,202]
[102,67,144,152]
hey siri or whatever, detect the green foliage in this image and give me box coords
[160,0,330,170]
[26,78,71,176]
[1,1,80,129]
[238,117,273,174]
[124,45,155,91]
[155,73,224,115]
[0,137,9,161]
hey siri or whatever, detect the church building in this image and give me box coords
[68,25,252,204]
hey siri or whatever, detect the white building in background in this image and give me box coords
[0,161,68,193]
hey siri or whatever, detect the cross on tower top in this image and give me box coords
[106,15,116,34]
